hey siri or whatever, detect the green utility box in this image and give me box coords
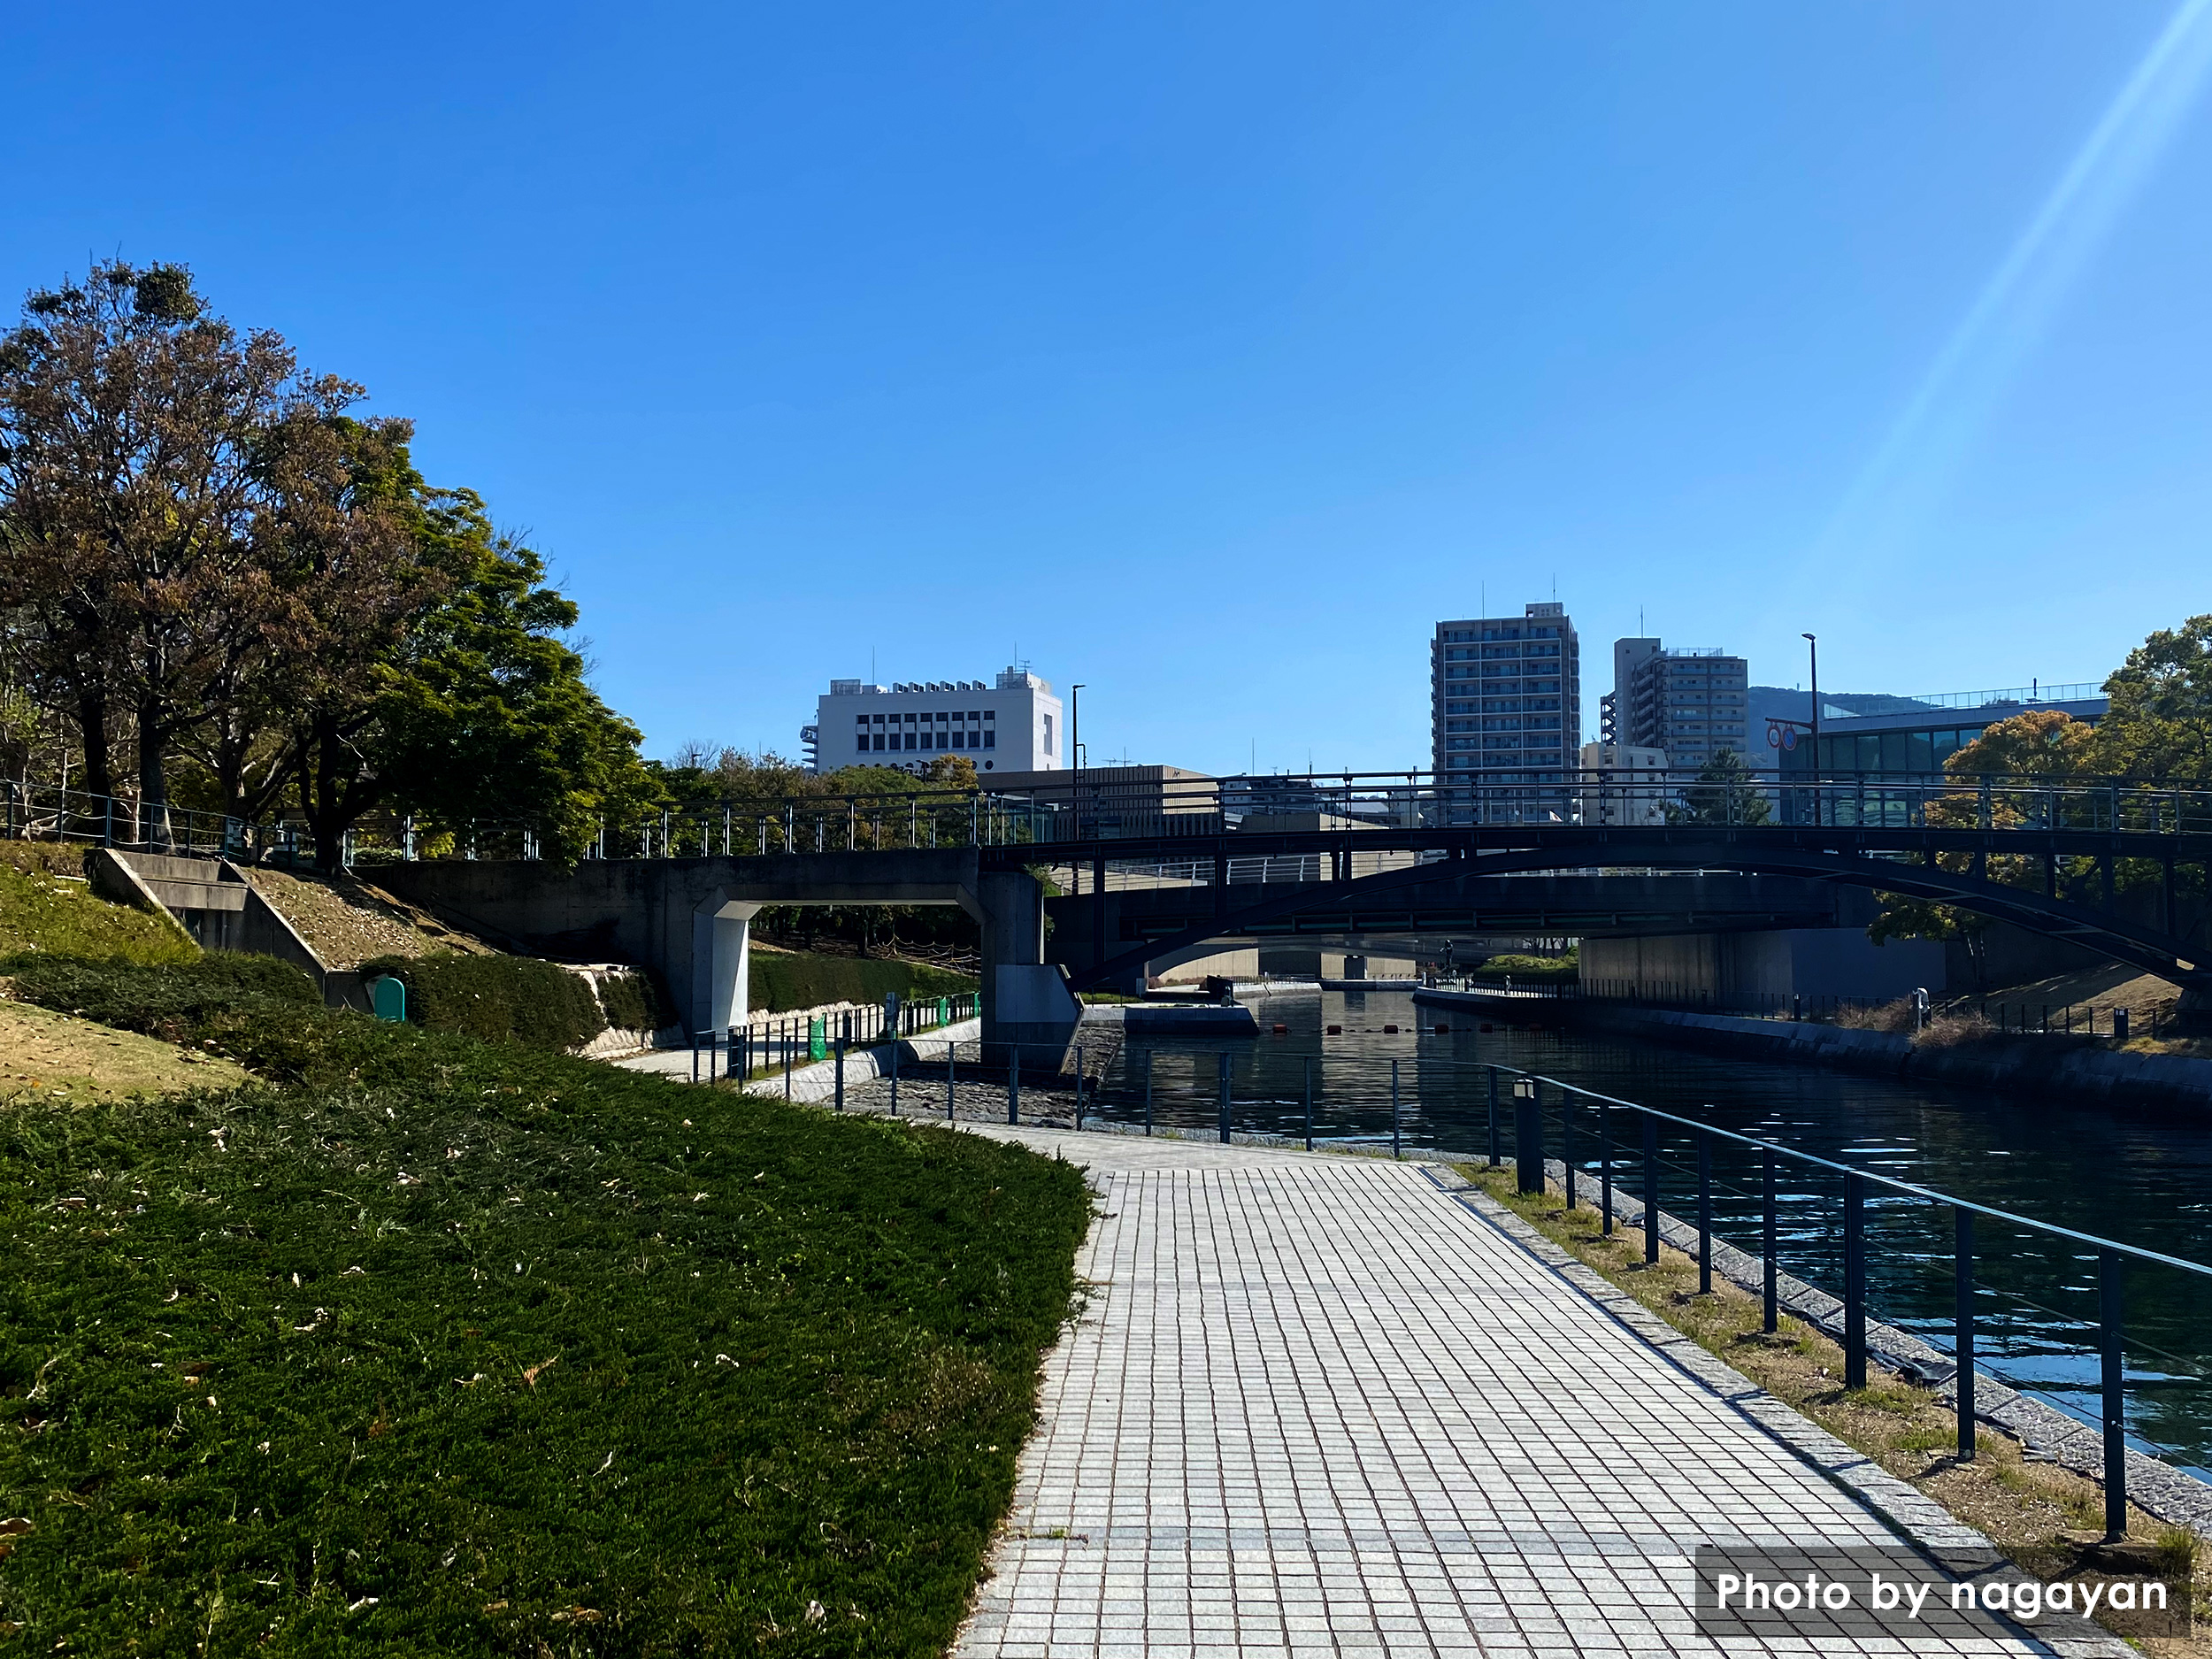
[371,976,407,1023]
[807,1018,826,1062]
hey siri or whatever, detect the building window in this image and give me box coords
[984,709,995,722]
[1043,714,1054,755]
[984,731,995,748]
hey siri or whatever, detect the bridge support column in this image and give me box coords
[981,869,1080,1056]
[690,898,760,1035]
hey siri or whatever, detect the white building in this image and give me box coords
[1578,741,1670,826]
[803,666,1064,775]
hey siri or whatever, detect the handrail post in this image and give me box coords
[1391,1058,1402,1159]
[2101,1248,2127,1540]
[1217,1051,1231,1144]
[1954,1206,1975,1461]
[1696,1130,1713,1294]
[1074,1043,1084,1132]
[1642,1110,1660,1264]
[1009,1043,1020,1125]
[888,1036,899,1117]
[1843,1171,1866,1388]
[1144,1050,1154,1137]
[1762,1148,1778,1333]
[1563,1092,1576,1211]
[1515,1078,1542,1196]
[834,1036,845,1111]
[947,1041,956,1120]
[1599,1102,1613,1235]
[1486,1068,1501,1166]
[1302,1056,1312,1151]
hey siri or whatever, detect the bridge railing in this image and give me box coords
[319,768,2212,864]
[1,779,256,859]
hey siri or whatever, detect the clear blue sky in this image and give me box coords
[8,2,2210,773]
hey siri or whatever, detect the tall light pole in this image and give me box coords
[1802,633,1820,827]
[1069,684,1085,776]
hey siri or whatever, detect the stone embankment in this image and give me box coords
[1416,987,2212,1110]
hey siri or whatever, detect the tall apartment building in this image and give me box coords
[1430,602,1581,825]
[1599,640,1748,769]
[804,666,1063,774]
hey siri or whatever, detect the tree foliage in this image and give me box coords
[0,261,656,870]
[1665,748,1771,826]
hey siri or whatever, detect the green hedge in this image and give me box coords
[595,966,669,1033]
[359,954,607,1051]
[749,951,977,1015]
[0,955,1090,1654]
[1473,950,1579,979]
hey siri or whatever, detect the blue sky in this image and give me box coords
[7,2,2210,773]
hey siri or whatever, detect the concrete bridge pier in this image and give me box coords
[979,869,1082,1055]
[691,899,758,1033]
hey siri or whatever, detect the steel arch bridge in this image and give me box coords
[982,823,2212,997]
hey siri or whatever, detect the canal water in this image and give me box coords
[1086,987,2212,1479]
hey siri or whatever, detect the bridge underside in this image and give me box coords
[1046,872,1869,988]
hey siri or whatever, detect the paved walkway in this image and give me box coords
[949,1126,2121,1657]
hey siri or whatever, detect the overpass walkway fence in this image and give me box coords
[25,768,2208,870]
[872,1034,2212,1535]
[565,770,2212,854]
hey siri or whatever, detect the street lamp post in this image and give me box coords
[1802,633,1820,828]
[1069,683,1087,840]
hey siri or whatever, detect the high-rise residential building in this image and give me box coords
[1430,602,1582,825]
[804,666,1063,774]
[1577,741,1670,826]
[1603,641,1748,769]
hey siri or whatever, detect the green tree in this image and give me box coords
[0,261,325,811]
[2097,615,2212,782]
[1665,748,1771,826]
[363,507,659,867]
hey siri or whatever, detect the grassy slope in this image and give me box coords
[0,958,1090,1656]
[0,847,197,964]
[0,1002,251,1103]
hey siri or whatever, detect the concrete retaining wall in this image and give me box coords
[1416,986,2212,1110]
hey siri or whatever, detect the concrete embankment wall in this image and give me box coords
[1416,987,2212,1110]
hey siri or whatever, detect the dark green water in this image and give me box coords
[1087,988,2212,1479]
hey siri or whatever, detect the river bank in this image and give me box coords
[1414,986,2212,1110]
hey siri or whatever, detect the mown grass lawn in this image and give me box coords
[0,958,1092,1656]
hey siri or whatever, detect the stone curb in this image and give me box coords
[1421,1166,2136,1658]
[1486,1148,2212,1546]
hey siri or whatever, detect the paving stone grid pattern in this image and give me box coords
[956,1142,2103,1657]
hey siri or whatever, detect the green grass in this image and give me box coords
[0,848,198,965]
[0,957,1091,1655]
[749,952,976,1016]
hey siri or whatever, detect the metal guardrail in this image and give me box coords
[1496,1064,2204,1542]
[2,779,255,858]
[1054,1042,2208,1540]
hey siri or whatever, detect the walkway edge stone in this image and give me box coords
[1422,1167,2137,1659]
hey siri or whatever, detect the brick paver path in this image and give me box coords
[952,1128,2112,1657]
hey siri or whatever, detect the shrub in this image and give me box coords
[595,966,669,1033]
[358,954,606,1051]
[1835,998,1916,1033]
[1472,950,1578,980]
[748,951,977,1015]
[0,958,1090,1655]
